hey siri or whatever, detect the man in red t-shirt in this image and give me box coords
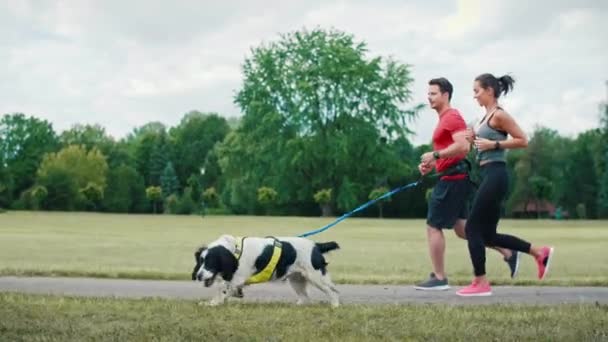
[415,78,513,290]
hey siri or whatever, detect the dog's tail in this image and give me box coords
[315,241,340,254]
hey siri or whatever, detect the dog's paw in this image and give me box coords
[206,300,221,306]
[232,287,244,298]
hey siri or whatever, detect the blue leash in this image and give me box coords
[297,179,421,238]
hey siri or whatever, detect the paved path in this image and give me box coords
[1,277,607,306]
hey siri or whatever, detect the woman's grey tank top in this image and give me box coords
[475,108,508,163]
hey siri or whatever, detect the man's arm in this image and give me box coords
[421,130,470,165]
[437,130,470,158]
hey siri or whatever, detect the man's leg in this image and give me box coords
[427,225,447,280]
[415,181,451,291]
[414,224,450,290]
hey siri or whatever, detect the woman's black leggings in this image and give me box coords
[465,162,531,276]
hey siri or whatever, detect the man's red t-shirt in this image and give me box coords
[432,108,467,180]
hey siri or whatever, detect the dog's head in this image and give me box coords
[192,241,239,287]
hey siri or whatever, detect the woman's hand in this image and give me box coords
[474,137,496,152]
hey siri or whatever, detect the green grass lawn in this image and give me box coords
[1,293,606,341]
[1,211,607,286]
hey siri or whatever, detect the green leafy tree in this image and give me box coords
[257,186,278,215]
[313,188,333,217]
[146,186,162,214]
[36,145,108,210]
[219,28,420,215]
[160,162,179,198]
[0,113,59,204]
[203,187,220,208]
[169,111,230,187]
[369,186,390,218]
[103,164,146,213]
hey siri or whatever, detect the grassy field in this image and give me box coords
[1,293,606,341]
[1,211,607,286]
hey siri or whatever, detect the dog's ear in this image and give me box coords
[194,245,207,260]
[192,246,207,281]
[216,247,239,282]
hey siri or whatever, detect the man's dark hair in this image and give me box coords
[429,77,453,101]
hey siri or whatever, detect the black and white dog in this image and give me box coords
[192,234,341,307]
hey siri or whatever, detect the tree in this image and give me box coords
[257,186,278,215]
[555,130,601,218]
[507,127,566,216]
[36,145,108,210]
[0,113,59,204]
[102,164,146,213]
[60,124,134,169]
[529,176,554,219]
[203,187,220,208]
[169,111,230,187]
[369,186,390,218]
[177,187,197,215]
[60,124,112,152]
[313,188,333,217]
[146,186,162,214]
[187,174,202,204]
[0,165,11,208]
[598,102,608,218]
[37,167,79,210]
[160,162,179,198]
[219,28,420,215]
[131,123,172,187]
[598,150,608,218]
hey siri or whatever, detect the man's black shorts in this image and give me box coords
[426,178,472,229]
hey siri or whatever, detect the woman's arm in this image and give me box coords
[474,110,528,151]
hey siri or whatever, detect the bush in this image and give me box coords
[576,203,587,219]
[205,207,233,216]
[165,194,179,214]
[177,188,198,215]
[313,189,332,205]
[203,187,220,208]
[146,186,163,214]
[18,185,48,210]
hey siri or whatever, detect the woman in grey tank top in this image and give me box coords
[457,73,555,297]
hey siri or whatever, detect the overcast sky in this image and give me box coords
[2,0,607,145]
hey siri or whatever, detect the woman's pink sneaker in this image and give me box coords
[536,246,555,280]
[456,280,492,297]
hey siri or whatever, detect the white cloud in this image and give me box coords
[0,0,606,144]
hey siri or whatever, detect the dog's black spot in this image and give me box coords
[311,246,328,275]
[311,241,339,275]
[315,241,340,254]
[274,241,296,278]
[253,244,273,273]
[252,240,296,280]
[204,246,239,282]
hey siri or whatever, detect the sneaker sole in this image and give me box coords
[414,285,451,291]
[512,251,520,279]
[456,291,492,297]
[540,247,555,280]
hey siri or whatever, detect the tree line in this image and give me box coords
[1,28,607,219]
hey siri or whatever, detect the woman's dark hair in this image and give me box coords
[475,73,515,98]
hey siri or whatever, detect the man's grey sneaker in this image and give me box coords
[414,273,450,291]
[504,250,520,279]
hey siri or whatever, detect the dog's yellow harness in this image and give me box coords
[234,237,282,285]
